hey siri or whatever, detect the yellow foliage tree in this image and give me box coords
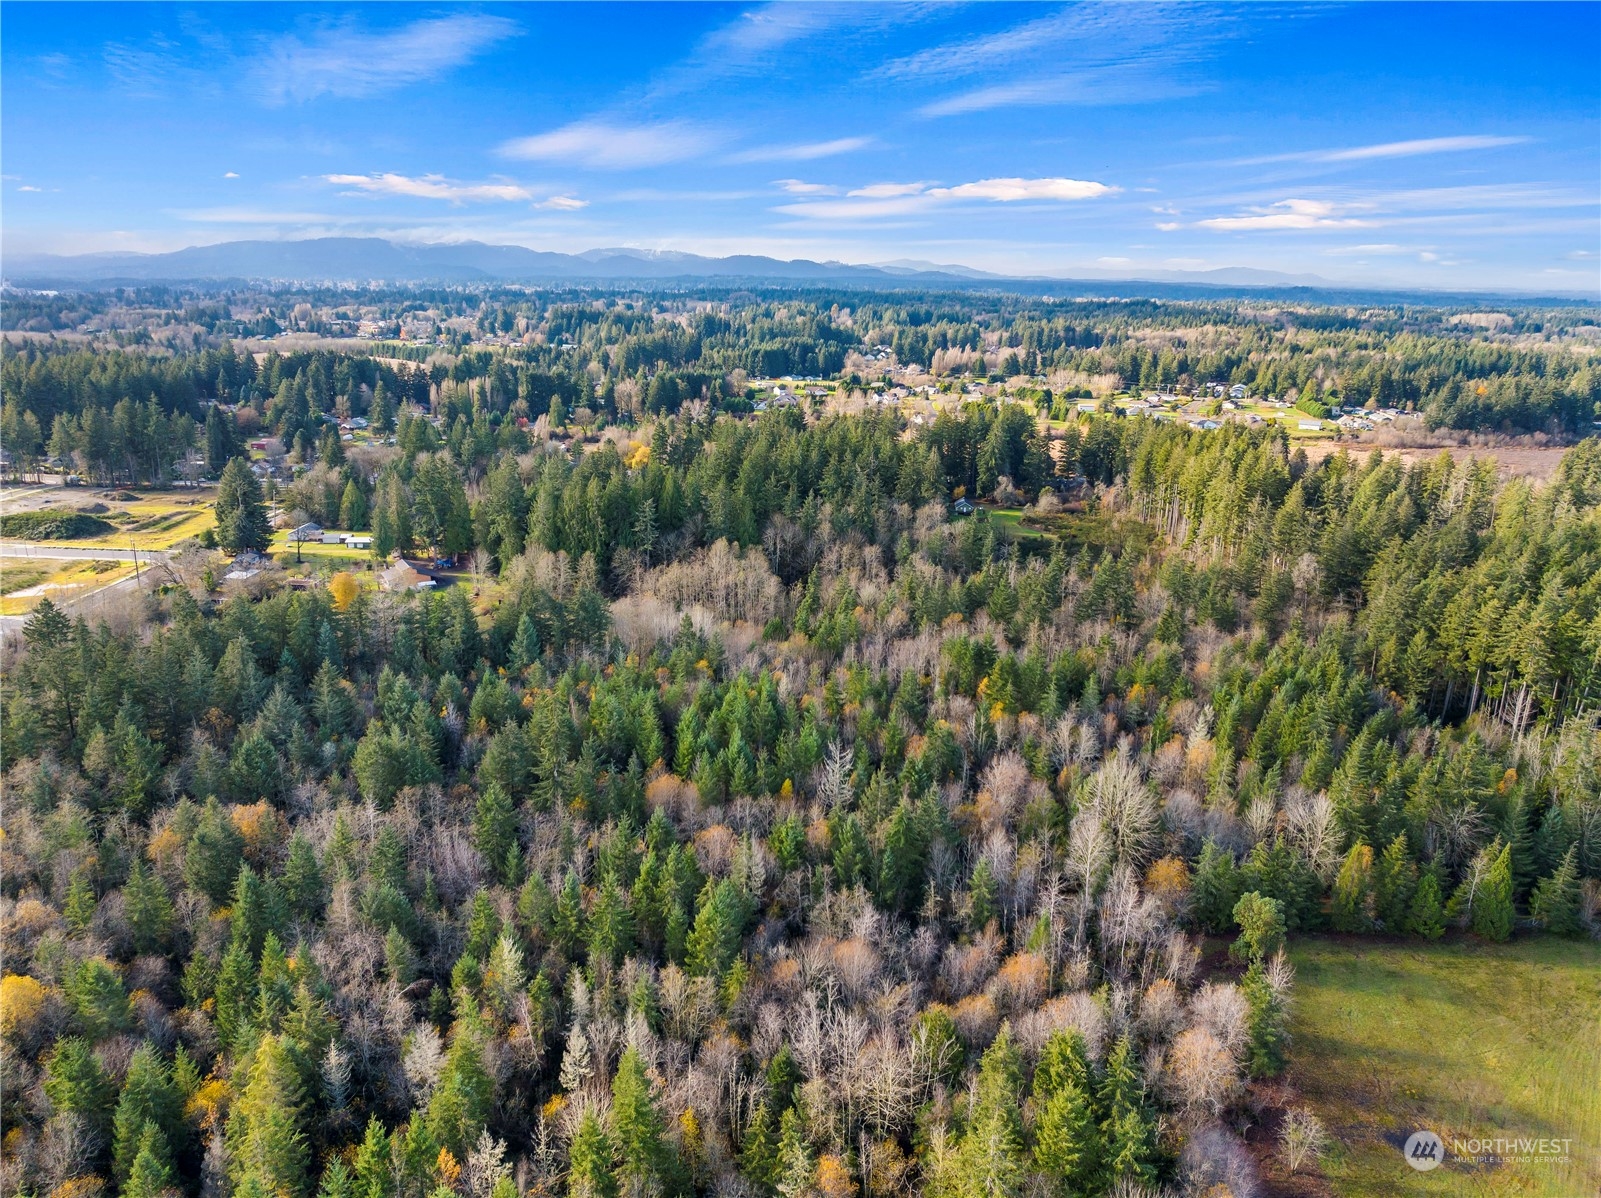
[0,974,50,1041]
[817,1154,859,1198]
[329,572,359,612]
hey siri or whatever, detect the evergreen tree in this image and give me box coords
[123,1120,175,1198]
[1469,842,1515,941]
[216,456,271,553]
[112,1044,185,1185]
[1190,840,1243,933]
[226,1034,309,1198]
[1095,1037,1158,1190]
[1031,1032,1099,1197]
[774,1105,816,1198]
[1530,846,1582,935]
[611,1045,678,1197]
[474,783,517,886]
[1230,891,1286,962]
[351,1117,394,1198]
[568,1111,618,1198]
[1407,870,1446,939]
[739,1101,779,1195]
[1241,961,1289,1078]
[43,1036,114,1144]
[1373,833,1417,931]
[1331,843,1375,933]
[425,1007,495,1157]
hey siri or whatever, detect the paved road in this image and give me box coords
[1,543,169,634]
[1,544,171,563]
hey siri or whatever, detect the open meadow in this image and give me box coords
[1283,937,1601,1198]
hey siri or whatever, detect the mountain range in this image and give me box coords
[1,237,1585,303]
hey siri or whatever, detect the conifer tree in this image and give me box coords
[226,1034,309,1198]
[611,1046,678,1197]
[112,1044,185,1185]
[1373,833,1417,931]
[739,1101,779,1194]
[569,1111,618,1198]
[1469,842,1515,941]
[774,1105,816,1198]
[1096,1037,1159,1189]
[216,456,271,553]
[1031,1032,1099,1197]
[1331,843,1375,933]
[123,1120,175,1198]
[1407,869,1446,939]
[1530,846,1581,935]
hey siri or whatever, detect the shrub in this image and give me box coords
[0,511,116,540]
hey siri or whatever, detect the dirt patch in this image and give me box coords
[1300,438,1572,482]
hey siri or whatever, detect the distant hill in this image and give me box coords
[2,237,1590,304]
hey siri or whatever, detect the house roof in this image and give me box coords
[380,560,437,591]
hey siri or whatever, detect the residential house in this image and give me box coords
[380,559,437,592]
[224,551,270,581]
[288,521,322,543]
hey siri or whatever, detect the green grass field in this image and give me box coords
[268,530,374,565]
[1287,936,1601,1198]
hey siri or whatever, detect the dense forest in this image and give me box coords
[4,289,1600,481]
[2,295,1600,1198]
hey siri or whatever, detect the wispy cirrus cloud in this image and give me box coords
[729,137,872,164]
[1188,182,1595,235]
[536,195,588,211]
[781,176,1116,220]
[251,14,519,105]
[326,173,534,204]
[1238,134,1530,165]
[877,3,1239,117]
[647,4,929,99]
[500,120,721,169]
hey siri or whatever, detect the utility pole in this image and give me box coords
[131,540,141,583]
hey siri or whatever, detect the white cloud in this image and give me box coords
[776,180,841,196]
[251,15,519,105]
[536,195,588,211]
[1242,135,1529,165]
[17,185,44,193]
[781,176,1116,220]
[729,137,871,163]
[935,177,1114,202]
[223,171,240,179]
[1198,199,1374,231]
[325,173,533,203]
[849,182,930,199]
[499,120,720,169]
[1323,243,1413,256]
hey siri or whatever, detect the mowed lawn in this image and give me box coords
[1287,936,1601,1198]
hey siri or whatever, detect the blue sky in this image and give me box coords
[3,2,1597,293]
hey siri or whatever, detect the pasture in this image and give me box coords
[1283,936,1601,1198]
